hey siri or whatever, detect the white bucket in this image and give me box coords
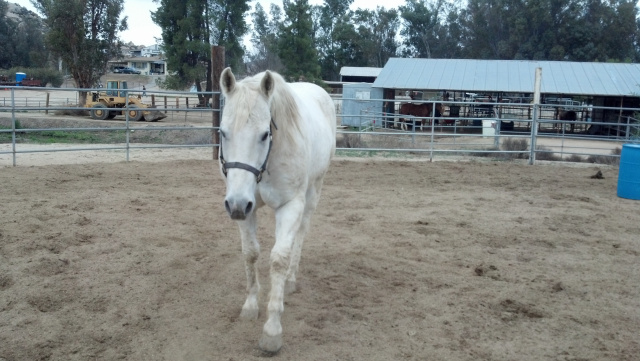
[482,120,496,137]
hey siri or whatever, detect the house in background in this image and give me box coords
[142,44,163,57]
[107,56,166,75]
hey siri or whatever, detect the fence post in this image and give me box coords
[211,46,225,160]
[429,115,435,162]
[529,67,542,165]
[125,89,130,162]
[11,88,16,166]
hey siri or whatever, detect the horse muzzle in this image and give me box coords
[224,196,254,220]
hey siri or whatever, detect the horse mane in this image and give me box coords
[235,71,302,146]
[261,71,302,145]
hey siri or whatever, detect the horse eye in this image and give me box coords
[261,132,269,142]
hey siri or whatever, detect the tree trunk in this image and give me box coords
[78,91,88,107]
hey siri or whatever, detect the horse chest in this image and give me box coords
[257,181,303,209]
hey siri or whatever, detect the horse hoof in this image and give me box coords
[240,307,259,320]
[284,280,297,295]
[259,333,283,353]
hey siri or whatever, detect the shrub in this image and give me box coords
[587,147,621,166]
[565,154,585,163]
[336,133,364,149]
[535,146,561,161]
[500,137,529,159]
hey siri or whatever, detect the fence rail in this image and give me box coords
[1,86,639,167]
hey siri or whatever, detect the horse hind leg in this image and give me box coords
[285,178,324,295]
[238,212,260,320]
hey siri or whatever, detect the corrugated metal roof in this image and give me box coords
[340,67,382,78]
[372,58,640,96]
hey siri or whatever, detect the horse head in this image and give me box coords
[219,67,275,220]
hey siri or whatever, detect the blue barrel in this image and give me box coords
[617,144,640,200]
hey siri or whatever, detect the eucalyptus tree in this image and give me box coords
[32,0,126,105]
[327,16,364,76]
[573,0,639,62]
[353,7,401,67]
[458,0,513,59]
[458,0,639,62]
[316,0,354,80]
[399,0,462,58]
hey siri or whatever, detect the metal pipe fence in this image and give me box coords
[0,86,217,166]
[337,98,638,163]
[1,86,638,167]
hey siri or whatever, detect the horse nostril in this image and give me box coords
[225,200,231,215]
[245,201,253,215]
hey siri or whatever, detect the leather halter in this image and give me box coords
[219,120,277,184]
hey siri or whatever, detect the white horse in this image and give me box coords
[218,68,336,352]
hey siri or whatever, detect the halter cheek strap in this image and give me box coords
[219,120,277,184]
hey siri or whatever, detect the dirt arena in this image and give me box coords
[0,154,638,360]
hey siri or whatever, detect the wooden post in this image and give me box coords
[151,94,155,107]
[211,46,225,160]
[45,92,50,114]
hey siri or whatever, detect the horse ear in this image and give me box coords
[220,67,235,95]
[260,71,275,99]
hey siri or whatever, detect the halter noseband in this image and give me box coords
[219,119,277,183]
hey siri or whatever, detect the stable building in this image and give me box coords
[368,58,640,136]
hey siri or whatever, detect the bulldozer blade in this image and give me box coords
[142,107,167,122]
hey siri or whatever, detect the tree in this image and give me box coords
[153,0,210,97]
[209,0,250,74]
[0,0,47,69]
[457,0,639,62]
[578,0,639,62]
[316,0,353,80]
[399,0,450,58]
[0,0,16,69]
[153,0,249,103]
[247,3,284,74]
[353,7,400,67]
[277,0,321,83]
[32,0,126,105]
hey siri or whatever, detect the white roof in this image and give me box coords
[372,58,640,96]
[340,67,382,78]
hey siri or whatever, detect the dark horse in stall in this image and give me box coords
[398,102,443,131]
[556,109,578,133]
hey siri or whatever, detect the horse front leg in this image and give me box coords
[237,212,260,320]
[259,198,305,353]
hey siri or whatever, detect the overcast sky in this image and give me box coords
[11,0,406,46]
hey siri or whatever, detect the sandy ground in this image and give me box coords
[0,150,639,360]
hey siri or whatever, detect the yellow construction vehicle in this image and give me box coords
[85,80,166,121]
